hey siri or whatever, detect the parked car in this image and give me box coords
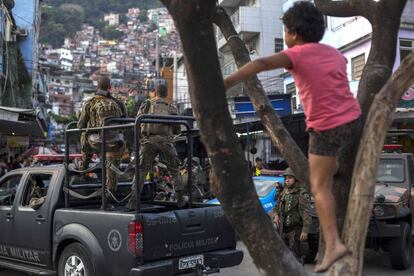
[308,152,414,269]
[207,175,285,213]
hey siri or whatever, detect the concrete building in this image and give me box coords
[217,0,285,98]
[282,0,414,112]
[104,13,120,26]
[0,0,46,157]
[174,56,190,113]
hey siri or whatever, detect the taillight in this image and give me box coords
[128,220,143,256]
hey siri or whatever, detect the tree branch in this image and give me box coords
[314,0,359,17]
[330,50,414,275]
[213,6,310,187]
[162,1,308,275]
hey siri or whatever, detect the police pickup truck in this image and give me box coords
[0,115,243,276]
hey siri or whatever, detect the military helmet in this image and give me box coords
[183,157,200,165]
[283,167,297,179]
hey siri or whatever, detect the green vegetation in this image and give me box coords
[48,111,78,125]
[40,0,162,47]
[101,26,124,40]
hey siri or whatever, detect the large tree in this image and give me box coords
[161,0,414,275]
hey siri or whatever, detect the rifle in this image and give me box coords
[279,215,284,236]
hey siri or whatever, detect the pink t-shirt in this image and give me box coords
[283,43,361,131]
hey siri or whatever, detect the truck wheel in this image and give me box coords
[58,243,96,276]
[389,222,413,270]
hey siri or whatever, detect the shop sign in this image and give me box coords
[6,136,29,148]
[398,86,414,108]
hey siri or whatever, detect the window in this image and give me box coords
[274,38,284,53]
[22,173,52,207]
[0,174,23,206]
[286,82,298,111]
[351,53,365,80]
[323,15,328,29]
[400,39,414,62]
[377,159,404,183]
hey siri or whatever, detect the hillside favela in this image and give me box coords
[0,1,414,276]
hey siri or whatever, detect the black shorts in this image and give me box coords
[308,117,360,157]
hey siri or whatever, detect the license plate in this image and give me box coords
[178,254,204,270]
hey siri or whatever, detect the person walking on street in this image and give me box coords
[224,1,360,272]
[251,157,264,176]
[77,76,126,207]
[273,168,311,263]
[126,83,183,210]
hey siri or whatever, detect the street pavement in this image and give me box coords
[1,241,413,275]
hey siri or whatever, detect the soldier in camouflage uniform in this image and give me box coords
[273,167,311,261]
[78,76,126,205]
[180,157,207,202]
[126,84,183,210]
[28,176,46,210]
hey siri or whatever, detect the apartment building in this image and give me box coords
[282,0,414,112]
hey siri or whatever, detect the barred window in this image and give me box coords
[400,39,414,62]
[351,53,365,81]
[275,38,284,53]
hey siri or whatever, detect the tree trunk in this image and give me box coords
[160,0,413,275]
[330,50,414,276]
[314,1,409,274]
[161,0,307,275]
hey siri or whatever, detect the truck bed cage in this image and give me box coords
[64,114,196,213]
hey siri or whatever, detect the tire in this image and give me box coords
[58,243,96,276]
[389,222,413,270]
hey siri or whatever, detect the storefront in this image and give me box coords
[0,106,46,158]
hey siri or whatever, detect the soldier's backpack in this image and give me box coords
[89,95,122,128]
[142,99,174,136]
[88,95,124,145]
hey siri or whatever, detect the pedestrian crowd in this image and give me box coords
[0,153,32,177]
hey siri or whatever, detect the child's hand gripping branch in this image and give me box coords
[224,1,360,272]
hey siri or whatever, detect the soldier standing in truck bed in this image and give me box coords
[77,76,126,207]
[126,83,183,210]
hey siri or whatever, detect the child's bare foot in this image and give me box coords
[314,243,350,273]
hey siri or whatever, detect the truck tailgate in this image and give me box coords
[142,206,235,261]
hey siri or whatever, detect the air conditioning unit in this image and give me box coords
[15,28,28,38]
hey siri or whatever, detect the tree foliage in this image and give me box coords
[101,26,124,40]
[48,111,78,125]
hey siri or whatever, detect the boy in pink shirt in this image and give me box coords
[224,1,360,272]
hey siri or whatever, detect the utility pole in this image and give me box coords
[155,34,159,76]
[173,51,178,108]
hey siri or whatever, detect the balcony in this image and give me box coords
[218,0,244,8]
[217,6,261,50]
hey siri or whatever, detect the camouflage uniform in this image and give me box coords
[77,89,126,196]
[181,157,207,201]
[127,97,182,209]
[274,176,311,259]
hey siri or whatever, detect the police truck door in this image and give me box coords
[0,172,24,262]
[10,171,55,267]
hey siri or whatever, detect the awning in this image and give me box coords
[0,106,46,137]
